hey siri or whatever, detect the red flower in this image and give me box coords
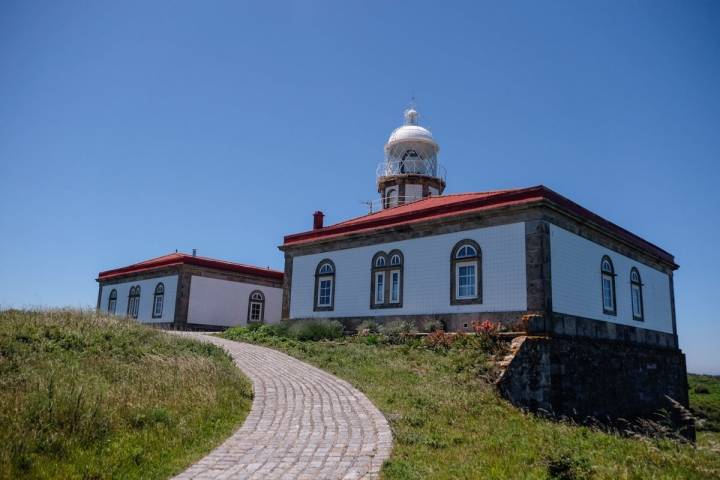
[472,320,498,334]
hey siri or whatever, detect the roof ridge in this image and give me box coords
[281,185,676,267]
[98,252,283,280]
[327,187,525,228]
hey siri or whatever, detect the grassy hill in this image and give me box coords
[222,324,720,480]
[0,310,252,480]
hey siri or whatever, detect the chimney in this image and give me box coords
[313,211,324,230]
[192,248,197,257]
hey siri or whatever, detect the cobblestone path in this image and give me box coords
[172,333,392,480]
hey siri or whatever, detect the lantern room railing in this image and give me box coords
[376,159,447,181]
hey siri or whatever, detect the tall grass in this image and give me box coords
[0,309,252,480]
[223,319,343,343]
[688,374,720,450]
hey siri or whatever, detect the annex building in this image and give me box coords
[96,252,282,329]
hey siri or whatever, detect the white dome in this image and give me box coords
[387,124,436,145]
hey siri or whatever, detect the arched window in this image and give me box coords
[152,283,164,318]
[371,252,388,306]
[630,267,644,321]
[247,290,265,323]
[127,285,141,319]
[371,251,404,308]
[108,289,117,314]
[451,240,482,304]
[601,256,616,315]
[388,250,403,305]
[314,260,336,311]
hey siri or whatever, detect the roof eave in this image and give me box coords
[98,256,284,282]
[279,193,677,269]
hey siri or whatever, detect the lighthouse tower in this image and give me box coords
[377,107,446,209]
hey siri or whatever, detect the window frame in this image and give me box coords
[600,255,617,316]
[313,259,336,311]
[390,269,401,303]
[455,261,478,299]
[247,290,265,323]
[152,282,164,319]
[450,240,482,305]
[127,285,141,319]
[630,267,644,321]
[370,250,403,309]
[385,188,398,209]
[108,289,117,314]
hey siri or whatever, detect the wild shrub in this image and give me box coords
[355,320,379,335]
[423,331,458,351]
[695,385,710,394]
[361,334,381,345]
[287,319,343,341]
[436,320,508,382]
[267,321,291,337]
[223,321,293,343]
[418,318,444,333]
[245,322,263,332]
[465,320,507,356]
[378,320,417,337]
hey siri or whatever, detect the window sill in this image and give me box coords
[450,297,483,306]
[313,306,334,312]
[370,303,403,309]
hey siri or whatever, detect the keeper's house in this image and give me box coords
[96,252,283,330]
[279,107,689,428]
[280,185,678,346]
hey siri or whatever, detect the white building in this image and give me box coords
[279,107,679,348]
[96,252,283,330]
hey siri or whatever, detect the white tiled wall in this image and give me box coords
[550,224,674,334]
[290,223,527,318]
[187,276,283,327]
[99,274,178,323]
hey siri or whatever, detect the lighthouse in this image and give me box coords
[376,106,446,209]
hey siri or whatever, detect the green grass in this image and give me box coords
[221,326,720,480]
[0,309,253,480]
[689,374,720,450]
[689,374,720,431]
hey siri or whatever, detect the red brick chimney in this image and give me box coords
[313,211,324,230]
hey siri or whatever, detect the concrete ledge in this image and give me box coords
[524,313,678,349]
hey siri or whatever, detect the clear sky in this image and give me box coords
[1,1,718,373]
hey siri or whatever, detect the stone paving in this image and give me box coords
[172,333,392,480]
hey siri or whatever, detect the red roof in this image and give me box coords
[98,252,283,281]
[283,185,676,266]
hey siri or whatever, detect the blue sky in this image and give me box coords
[1,1,718,373]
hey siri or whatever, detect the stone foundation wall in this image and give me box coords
[498,335,693,438]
